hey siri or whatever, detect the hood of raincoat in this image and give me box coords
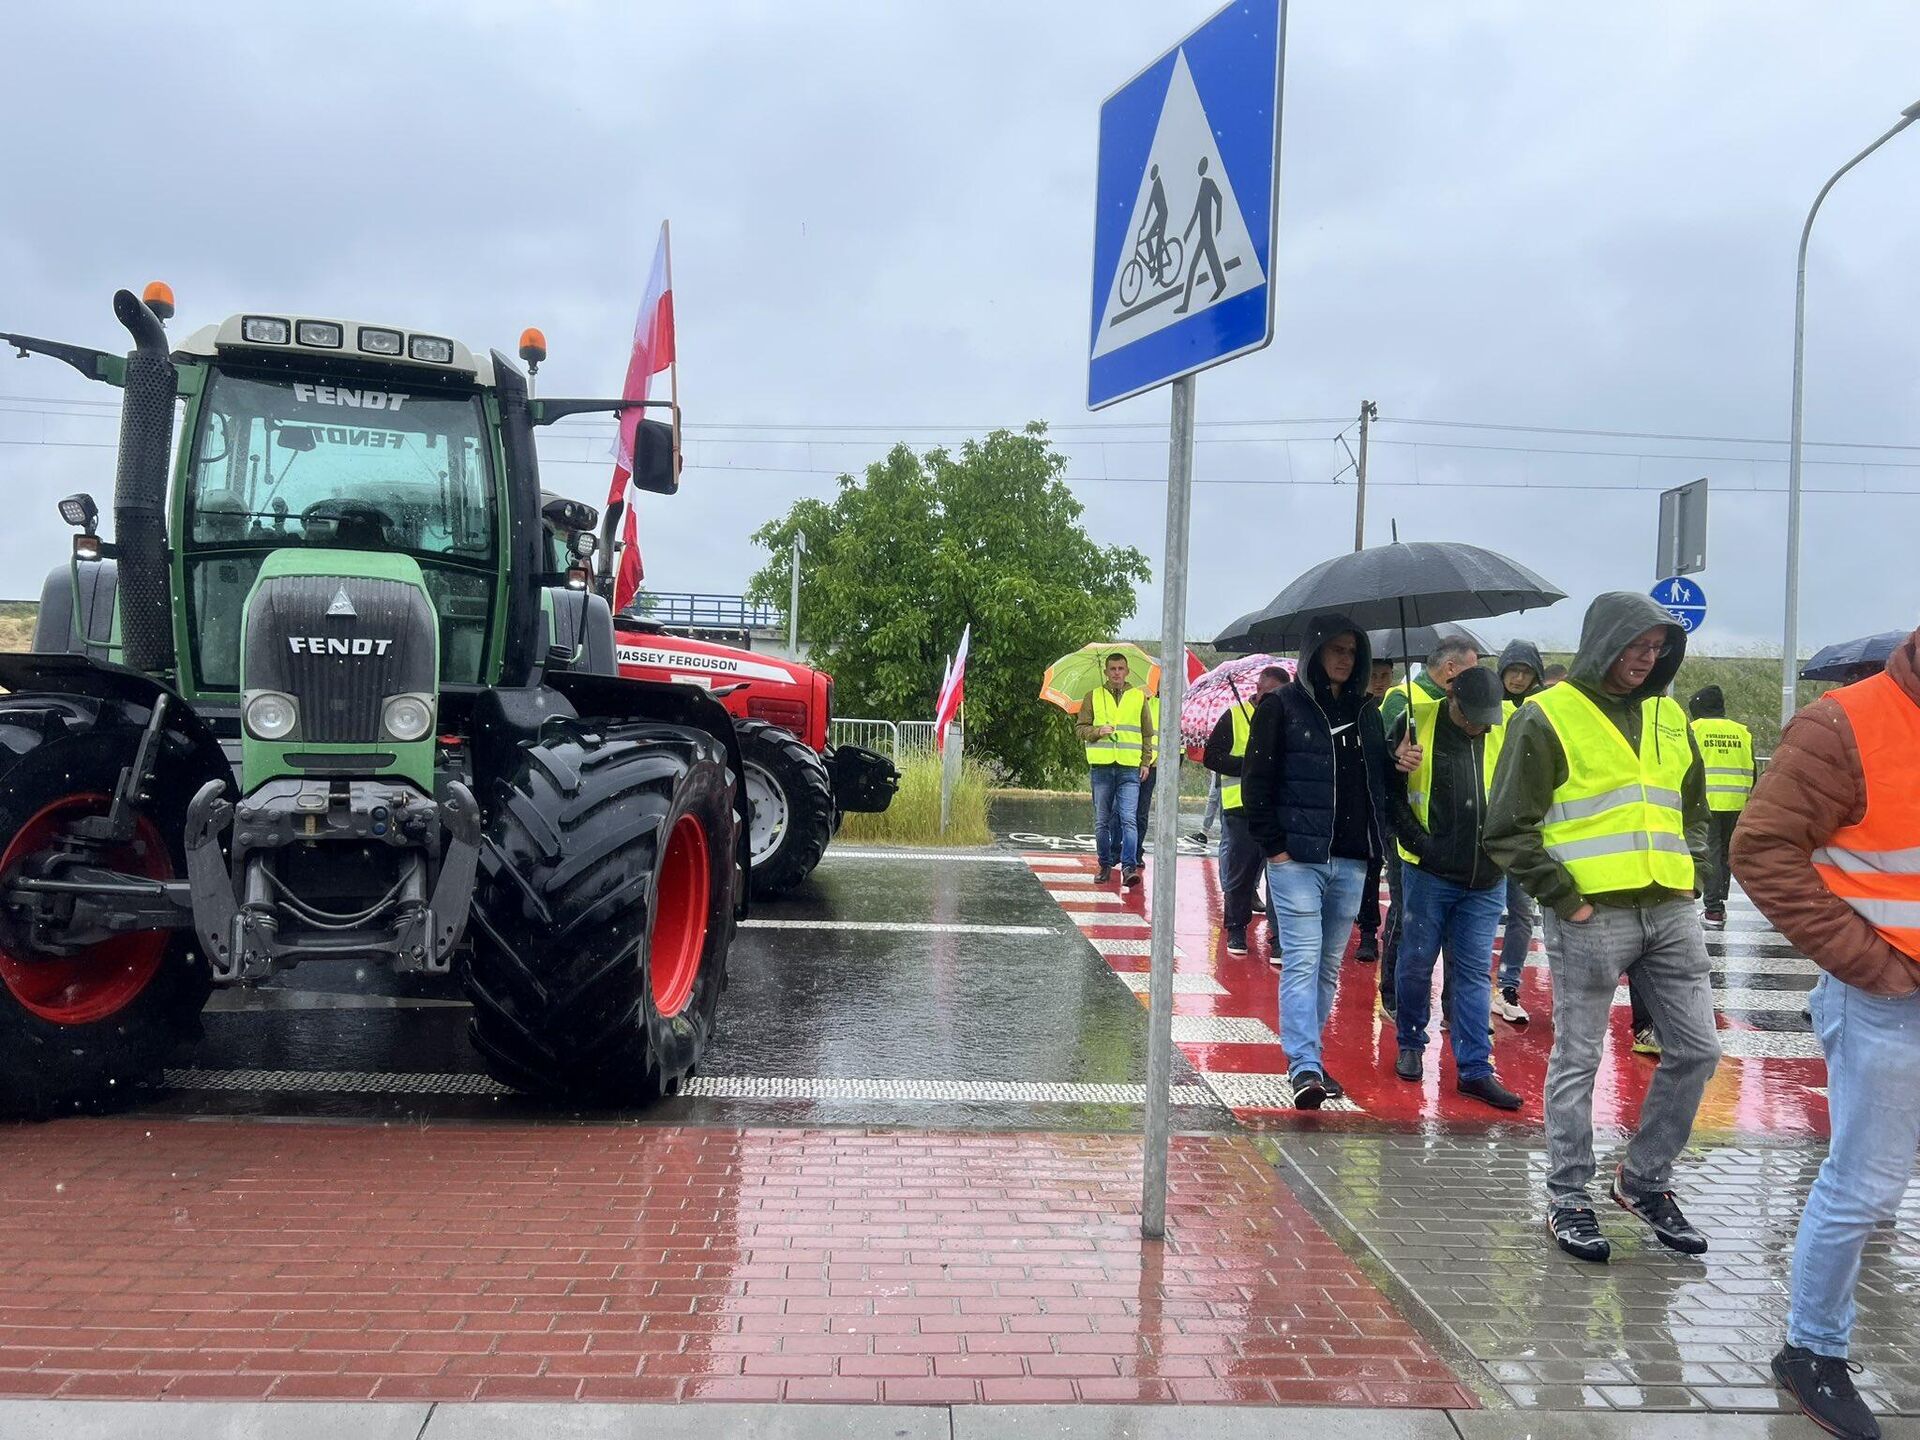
[1497,638,1546,697]
[1568,591,1686,701]
[1688,684,1726,719]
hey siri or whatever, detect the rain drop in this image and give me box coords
[54,1183,65,1194]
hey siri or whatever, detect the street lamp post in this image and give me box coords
[1780,100,1920,731]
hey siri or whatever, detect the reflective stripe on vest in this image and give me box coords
[1397,693,1506,866]
[1531,684,1695,895]
[1811,670,1920,962]
[1220,701,1253,810]
[1690,717,1754,813]
[1086,686,1146,767]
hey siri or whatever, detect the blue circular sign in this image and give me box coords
[1652,576,1707,633]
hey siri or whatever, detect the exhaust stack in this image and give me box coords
[110,288,177,674]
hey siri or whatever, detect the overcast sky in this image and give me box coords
[4,1,1918,655]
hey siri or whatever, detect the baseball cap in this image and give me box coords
[1451,666,1506,727]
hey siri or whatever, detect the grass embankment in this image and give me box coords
[0,602,35,654]
[839,753,993,846]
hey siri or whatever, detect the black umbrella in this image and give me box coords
[1214,540,1564,653]
[1801,630,1907,683]
[1366,621,1488,665]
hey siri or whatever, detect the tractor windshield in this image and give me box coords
[183,369,500,690]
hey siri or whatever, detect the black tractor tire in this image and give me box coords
[0,718,212,1119]
[463,720,737,1105]
[736,718,834,899]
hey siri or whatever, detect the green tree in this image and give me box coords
[746,425,1150,785]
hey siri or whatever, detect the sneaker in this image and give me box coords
[1186,830,1210,846]
[1355,934,1379,964]
[1224,926,1248,957]
[1609,1166,1708,1255]
[1394,1047,1422,1082]
[1095,865,1112,884]
[1493,987,1530,1025]
[1703,906,1726,930]
[1322,1071,1345,1101]
[1122,867,1142,889]
[1632,1026,1663,1056]
[1547,1204,1611,1263]
[1267,950,1283,968]
[1772,1345,1880,1440]
[1457,1073,1523,1111]
[1291,1070,1327,1110]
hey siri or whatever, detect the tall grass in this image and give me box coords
[838,753,993,846]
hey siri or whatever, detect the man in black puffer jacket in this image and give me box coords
[1241,613,1397,1109]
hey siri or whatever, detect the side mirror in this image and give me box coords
[630,418,680,496]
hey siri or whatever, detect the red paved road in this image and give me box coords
[0,1119,1473,1408]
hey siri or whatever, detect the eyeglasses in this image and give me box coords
[1620,641,1673,660]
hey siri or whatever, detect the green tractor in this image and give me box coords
[0,287,747,1117]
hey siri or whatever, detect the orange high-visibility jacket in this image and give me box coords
[1811,671,1920,961]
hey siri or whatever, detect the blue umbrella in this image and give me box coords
[1801,630,1907,683]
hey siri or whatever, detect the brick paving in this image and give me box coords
[1282,1131,1920,1416]
[0,1120,1474,1407]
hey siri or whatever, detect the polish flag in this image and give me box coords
[1184,647,1206,685]
[934,624,971,753]
[607,221,676,613]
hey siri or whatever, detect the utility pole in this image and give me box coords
[1353,400,1378,552]
[789,531,806,655]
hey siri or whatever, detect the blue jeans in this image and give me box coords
[1268,856,1367,1081]
[1395,865,1502,1080]
[1498,877,1538,991]
[1787,974,1920,1357]
[1089,766,1141,870]
[1135,767,1158,846]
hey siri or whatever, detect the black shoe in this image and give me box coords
[1291,1070,1327,1110]
[1394,1047,1422,1082]
[1321,1071,1344,1100]
[1773,1345,1880,1440]
[1547,1204,1611,1263]
[1609,1166,1708,1255]
[1095,865,1112,884]
[1122,867,1141,889]
[1703,905,1727,930]
[1457,1073,1523,1111]
[1224,926,1248,956]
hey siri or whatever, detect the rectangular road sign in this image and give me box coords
[1087,0,1285,410]
[1657,476,1708,578]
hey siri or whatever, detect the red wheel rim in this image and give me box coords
[651,814,710,1018]
[0,794,172,1025]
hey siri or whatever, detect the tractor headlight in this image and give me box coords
[381,693,435,743]
[408,335,455,364]
[243,690,299,741]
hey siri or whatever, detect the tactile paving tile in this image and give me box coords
[1168,1015,1280,1044]
[1086,936,1184,957]
[673,1075,1222,1106]
[1049,889,1126,904]
[166,1068,512,1095]
[1716,1029,1824,1059]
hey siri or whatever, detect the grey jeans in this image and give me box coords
[1541,899,1721,1208]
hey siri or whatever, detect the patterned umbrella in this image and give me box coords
[1040,642,1162,715]
[1179,653,1293,745]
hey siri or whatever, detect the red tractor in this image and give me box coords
[612,620,897,896]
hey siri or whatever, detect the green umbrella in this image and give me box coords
[1040,642,1161,715]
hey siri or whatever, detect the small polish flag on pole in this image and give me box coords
[934,623,970,753]
[607,220,676,614]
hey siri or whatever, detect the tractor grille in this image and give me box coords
[243,575,437,745]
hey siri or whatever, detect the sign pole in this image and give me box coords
[1142,372,1195,1242]
[788,532,805,655]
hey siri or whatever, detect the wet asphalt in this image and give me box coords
[124,794,1230,1132]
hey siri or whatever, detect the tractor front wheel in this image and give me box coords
[463,722,736,1105]
[736,719,834,899]
[0,726,211,1118]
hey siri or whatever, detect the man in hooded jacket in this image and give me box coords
[1493,639,1547,1024]
[1486,593,1719,1264]
[1241,615,1397,1110]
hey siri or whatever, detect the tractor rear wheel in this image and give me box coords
[0,724,211,1118]
[736,718,834,899]
[463,721,735,1105]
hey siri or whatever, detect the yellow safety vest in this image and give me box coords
[1398,694,1506,865]
[1220,700,1254,810]
[1690,717,1754,814]
[1087,686,1146,767]
[1531,684,1695,895]
[1144,696,1161,769]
